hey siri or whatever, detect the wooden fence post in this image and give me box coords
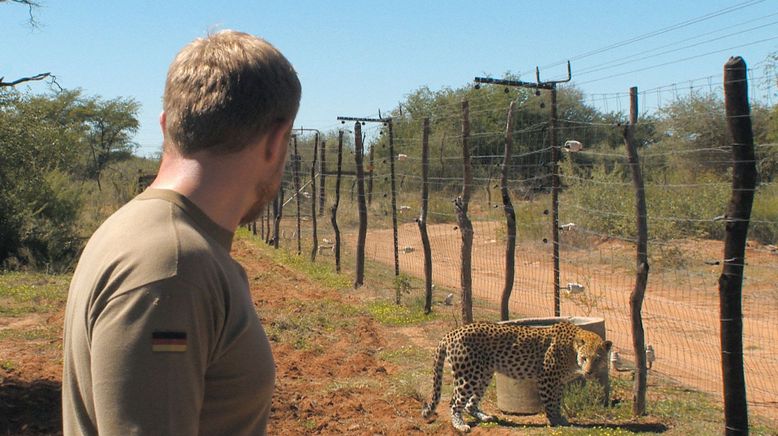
[501,101,517,321]
[456,100,474,324]
[368,142,375,206]
[419,118,433,314]
[720,56,755,436]
[310,133,319,262]
[273,187,283,249]
[319,140,326,216]
[624,86,648,415]
[264,205,271,244]
[293,135,302,255]
[331,131,344,273]
[260,206,265,241]
[354,122,367,288]
[551,85,561,317]
[388,119,400,287]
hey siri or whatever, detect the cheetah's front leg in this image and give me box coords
[538,376,569,427]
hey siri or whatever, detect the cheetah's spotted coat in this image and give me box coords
[421,320,612,432]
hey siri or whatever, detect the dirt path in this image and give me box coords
[356,221,778,424]
[0,240,430,435]
[233,241,432,434]
[2,231,775,434]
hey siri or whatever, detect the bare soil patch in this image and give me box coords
[0,239,432,435]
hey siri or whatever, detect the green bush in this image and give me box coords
[562,163,731,242]
[751,182,778,244]
[562,379,607,419]
[1,169,83,271]
[645,172,729,240]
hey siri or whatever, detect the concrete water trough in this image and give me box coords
[495,316,609,414]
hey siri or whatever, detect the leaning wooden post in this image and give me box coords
[273,187,283,249]
[310,133,319,262]
[387,119,401,282]
[624,86,648,416]
[500,101,517,321]
[331,131,344,273]
[354,122,368,288]
[264,205,271,244]
[293,136,302,255]
[720,56,755,436]
[418,118,434,314]
[367,142,375,206]
[319,140,326,216]
[551,85,561,317]
[259,206,266,240]
[455,101,474,324]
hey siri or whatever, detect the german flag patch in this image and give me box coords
[152,331,187,353]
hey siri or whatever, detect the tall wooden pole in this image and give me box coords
[310,133,319,262]
[624,86,648,415]
[500,101,517,321]
[319,140,326,216]
[273,187,283,249]
[311,132,319,262]
[551,85,561,317]
[419,118,433,314]
[293,136,302,255]
[354,122,368,288]
[331,131,344,273]
[456,101,474,324]
[720,56,755,436]
[264,204,271,244]
[388,119,400,281]
[260,205,266,241]
[368,143,375,206]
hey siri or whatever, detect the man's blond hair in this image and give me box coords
[163,30,301,155]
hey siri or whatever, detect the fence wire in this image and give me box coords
[257,74,778,425]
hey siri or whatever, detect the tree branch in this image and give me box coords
[0,72,51,87]
[1,0,42,27]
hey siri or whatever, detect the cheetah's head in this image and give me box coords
[574,330,612,377]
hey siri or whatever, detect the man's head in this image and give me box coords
[162,30,301,156]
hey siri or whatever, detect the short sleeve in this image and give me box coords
[89,277,223,435]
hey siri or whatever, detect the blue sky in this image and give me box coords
[3,0,777,156]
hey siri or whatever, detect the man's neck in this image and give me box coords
[149,150,254,232]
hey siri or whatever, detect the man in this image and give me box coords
[62,30,301,435]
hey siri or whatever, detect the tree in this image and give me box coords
[389,76,611,196]
[0,1,56,88]
[655,92,730,176]
[0,89,82,267]
[78,96,140,189]
[0,88,142,269]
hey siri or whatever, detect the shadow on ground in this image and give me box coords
[478,417,669,433]
[0,377,62,435]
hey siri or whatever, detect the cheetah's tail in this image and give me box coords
[421,341,447,419]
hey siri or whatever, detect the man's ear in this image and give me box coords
[264,120,293,163]
[159,111,167,135]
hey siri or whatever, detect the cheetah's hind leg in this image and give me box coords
[449,384,472,433]
[466,406,496,423]
[450,412,471,433]
[464,368,496,423]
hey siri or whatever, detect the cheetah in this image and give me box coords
[421,320,612,432]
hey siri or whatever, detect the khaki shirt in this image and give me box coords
[63,189,274,435]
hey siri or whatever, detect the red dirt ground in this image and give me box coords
[0,239,438,435]
[3,234,752,434]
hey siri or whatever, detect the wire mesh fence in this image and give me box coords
[253,65,778,424]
